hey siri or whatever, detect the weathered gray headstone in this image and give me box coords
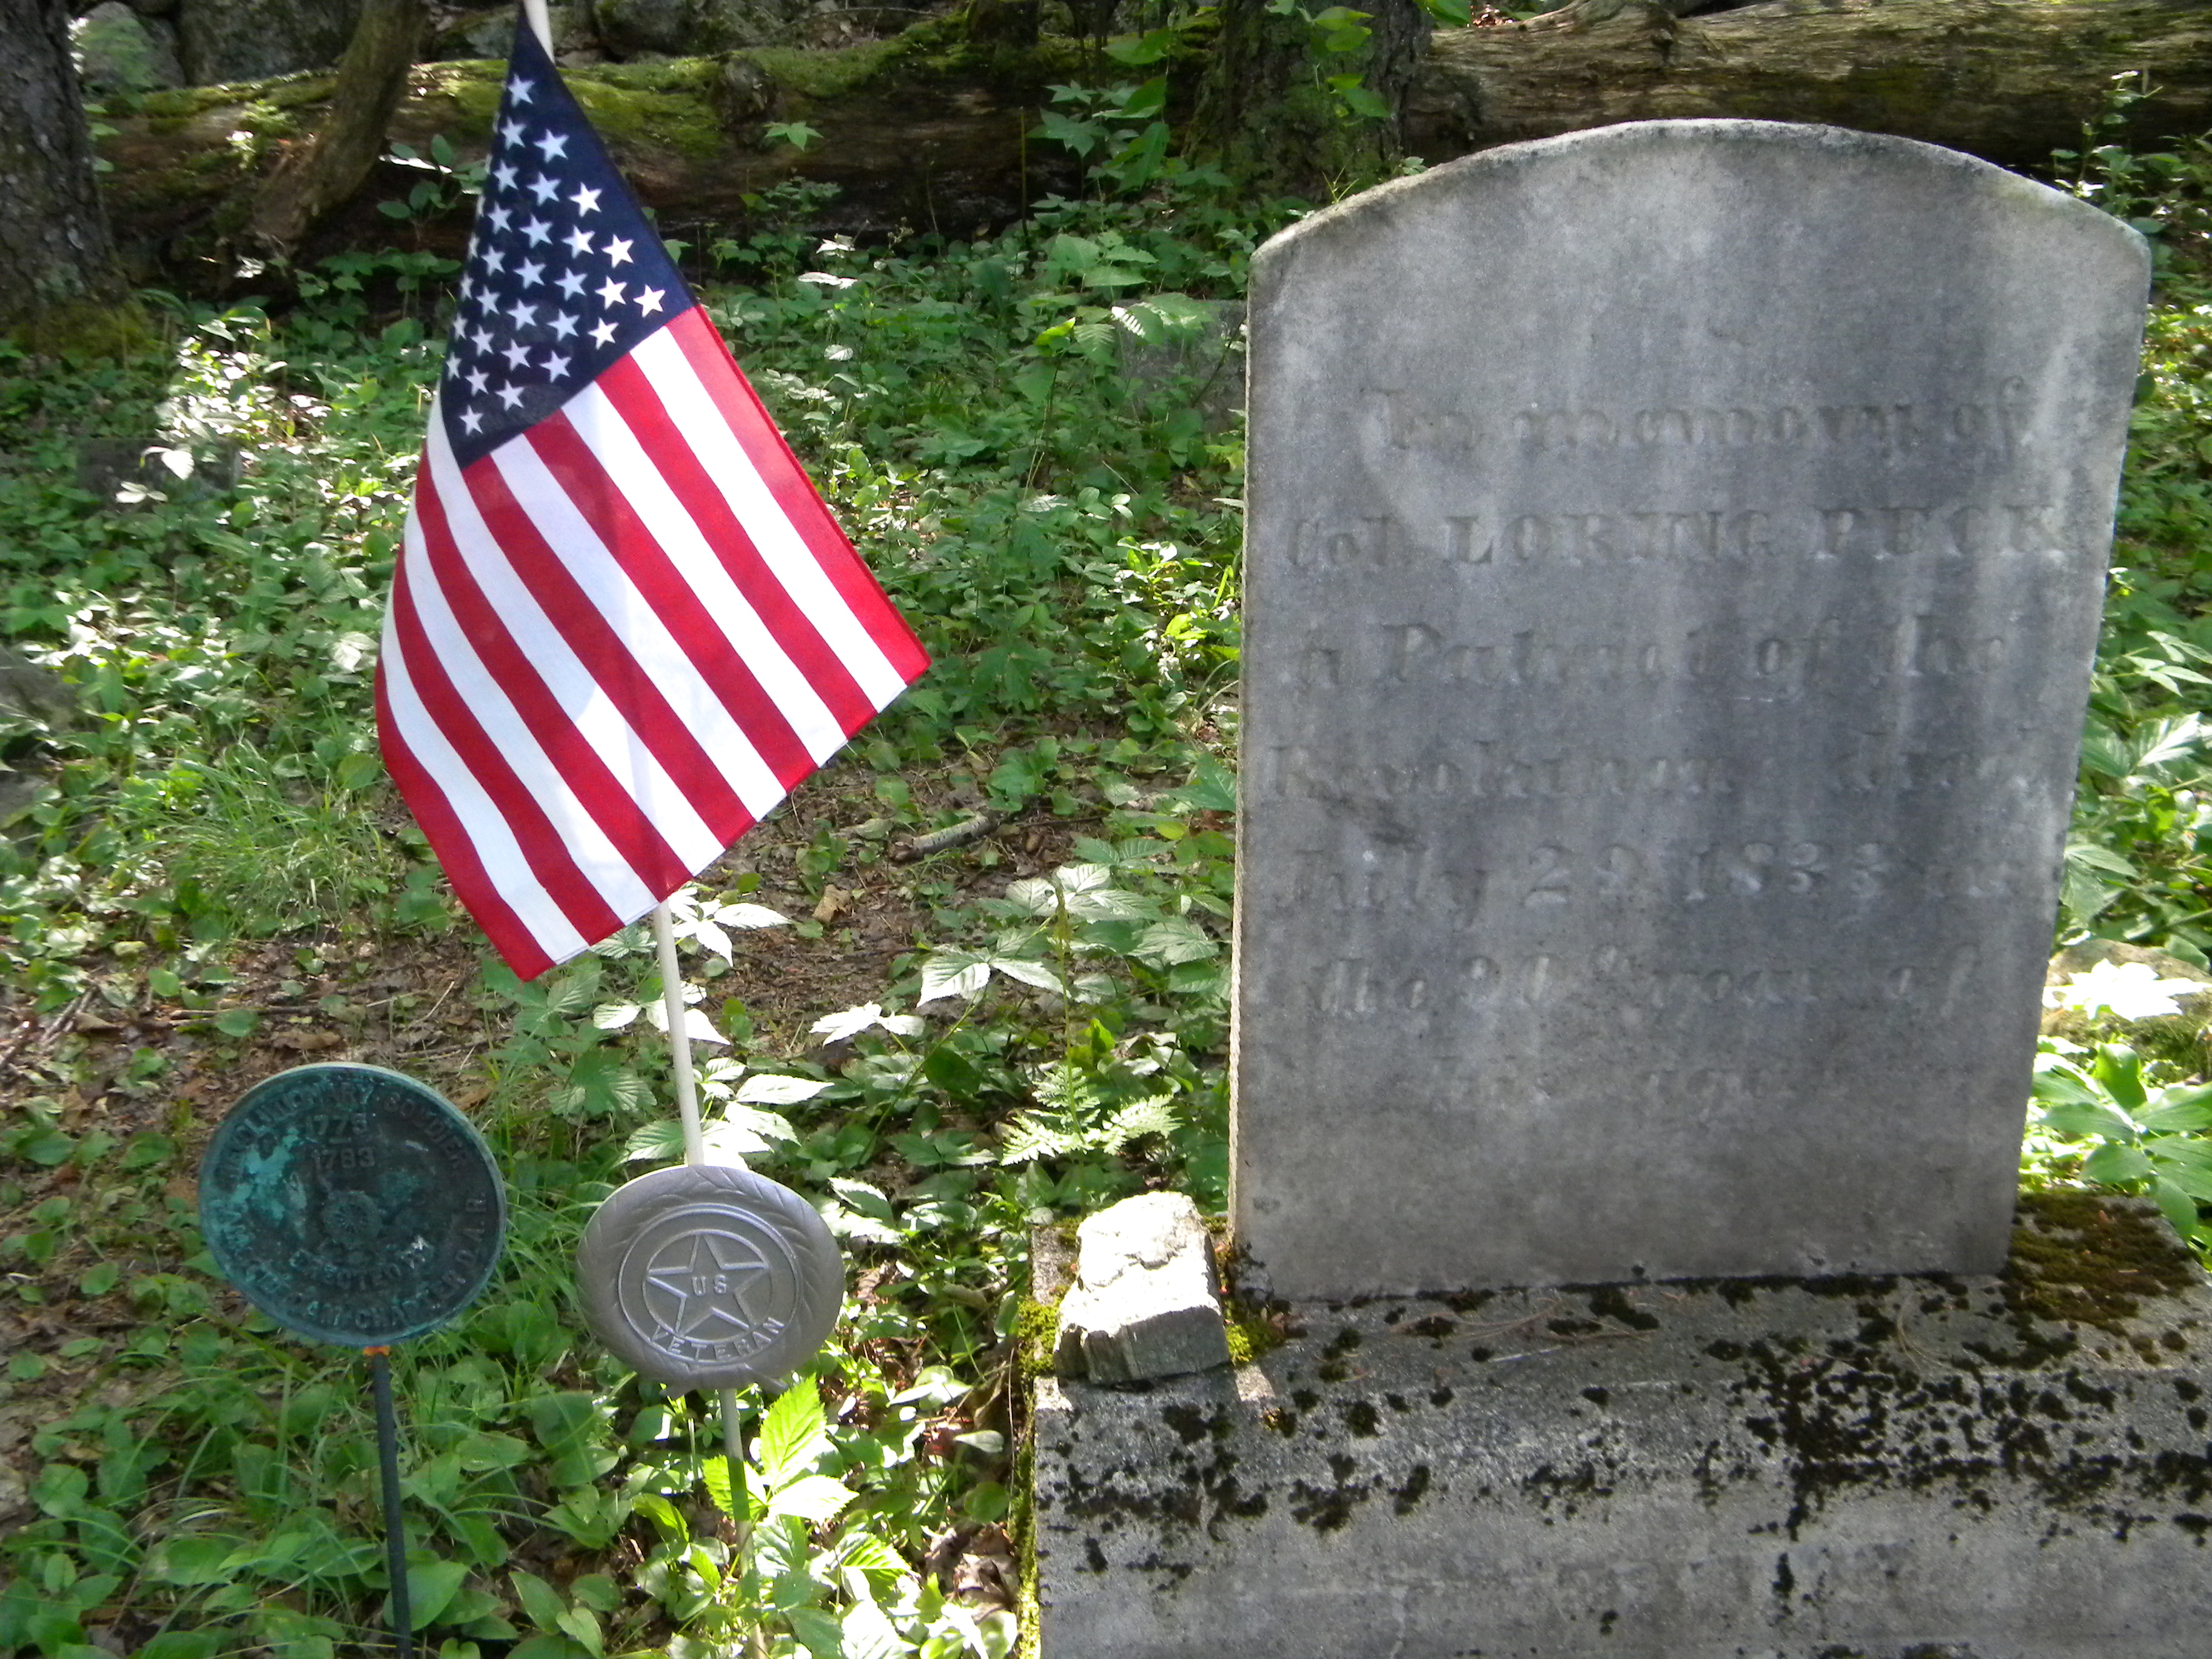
[1233,120,2150,1299]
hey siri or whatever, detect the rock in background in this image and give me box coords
[173,0,362,84]
[591,0,818,57]
[73,1,186,95]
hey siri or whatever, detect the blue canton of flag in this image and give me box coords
[440,32,688,464]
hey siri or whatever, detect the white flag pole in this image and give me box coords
[652,902,708,1165]
[512,0,754,1544]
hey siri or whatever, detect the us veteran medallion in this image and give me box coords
[575,1164,842,1388]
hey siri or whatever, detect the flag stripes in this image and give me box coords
[382,309,928,977]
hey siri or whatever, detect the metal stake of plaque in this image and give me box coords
[198,1063,507,1659]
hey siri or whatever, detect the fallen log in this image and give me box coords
[1405,0,2212,173]
[92,0,2212,289]
[97,25,1087,283]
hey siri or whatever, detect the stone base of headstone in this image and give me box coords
[1028,1195,2212,1659]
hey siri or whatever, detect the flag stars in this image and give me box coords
[503,340,532,369]
[508,300,540,330]
[566,227,594,256]
[635,287,665,317]
[486,205,512,232]
[598,278,627,307]
[603,237,633,267]
[557,269,586,300]
[507,75,533,102]
[469,325,494,354]
[591,319,618,347]
[500,116,526,144]
[529,175,561,204]
[543,353,571,380]
[492,161,518,191]
[483,246,508,275]
[497,383,525,409]
[517,258,546,288]
[460,407,484,433]
[570,185,601,215]
[522,217,552,246]
[534,130,569,160]
[466,367,489,394]
[549,311,579,340]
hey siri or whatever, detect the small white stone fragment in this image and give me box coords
[1054,1193,1231,1383]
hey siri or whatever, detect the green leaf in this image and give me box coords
[1133,917,1219,967]
[214,1007,259,1038]
[2039,1099,2139,1142]
[2139,1089,2212,1133]
[768,1473,854,1524]
[736,1072,835,1105]
[149,1535,234,1584]
[701,1453,736,1517]
[2092,1043,2151,1114]
[1337,83,1390,121]
[988,954,1068,994]
[2083,1141,2156,1185]
[1033,110,1101,158]
[622,1119,688,1163]
[918,950,993,1004]
[504,1638,593,1659]
[136,1632,223,1659]
[758,1380,831,1483]
[840,1595,903,1659]
[554,1606,603,1657]
[569,1573,619,1615]
[511,1569,567,1634]
[786,1606,845,1659]
[404,1560,470,1631]
[2151,1173,2202,1235]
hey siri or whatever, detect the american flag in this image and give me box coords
[377,21,929,978]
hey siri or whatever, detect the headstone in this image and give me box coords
[1232,119,2150,1300]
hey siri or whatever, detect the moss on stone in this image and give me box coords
[1015,1296,1063,1378]
[1223,1301,1287,1366]
[8,298,156,361]
[740,40,906,101]
[2003,1187,2202,1336]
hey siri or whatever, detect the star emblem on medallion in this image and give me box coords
[642,1228,774,1341]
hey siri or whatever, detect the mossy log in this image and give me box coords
[93,0,2212,286]
[1405,0,2212,173]
[96,28,1087,282]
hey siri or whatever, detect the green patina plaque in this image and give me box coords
[199,1064,506,1347]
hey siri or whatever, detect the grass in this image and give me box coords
[4,109,2212,1659]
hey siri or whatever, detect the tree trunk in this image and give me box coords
[1406,0,2212,173]
[0,0,139,351]
[250,0,431,252]
[1190,0,1431,196]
